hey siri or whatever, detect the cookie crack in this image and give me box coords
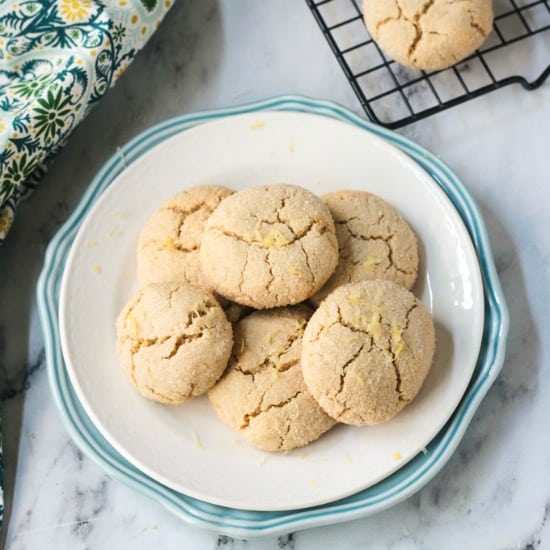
[162,200,206,221]
[385,237,411,277]
[184,300,218,329]
[126,335,171,348]
[336,305,377,340]
[419,0,435,17]
[167,286,179,309]
[161,332,205,359]
[245,331,301,374]
[275,195,291,230]
[376,0,438,62]
[232,364,256,382]
[151,201,208,250]
[266,249,276,296]
[404,304,419,331]
[465,7,487,37]
[337,212,384,229]
[144,383,191,402]
[389,303,419,401]
[389,348,407,402]
[239,249,251,296]
[299,240,315,285]
[309,320,339,342]
[141,239,199,253]
[208,220,330,248]
[335,342,366,398]
[272,331,303,371]
[278,419,293,451]
[122,307,216,359]
[404,0,436,60]
[346,227,414,276]
[126,341,140,386]
[346,226,389,242]
[240,390,303,430]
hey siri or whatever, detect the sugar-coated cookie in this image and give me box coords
[363,0,493,71]
[200,184,339,308]
[208,306,336,452]
[302,280,435,426]
[311,190,418,305]
[116,282,233,404]
[137,185,233,289]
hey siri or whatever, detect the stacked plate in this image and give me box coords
[37,97,508,537]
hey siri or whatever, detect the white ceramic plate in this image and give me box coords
[59,111,484,512]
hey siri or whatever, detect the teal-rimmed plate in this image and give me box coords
[37,96,508,537]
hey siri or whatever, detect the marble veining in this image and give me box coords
[1,0,549,548]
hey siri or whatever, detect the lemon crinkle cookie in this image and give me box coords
[116,281,233,404]
[200,184,339,308]
[137,185,234,289]
[208,306,336,452]
[363,0,494,71]
[302,279,435,426]
[312,190,418,304]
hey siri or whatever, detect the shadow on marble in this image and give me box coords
[90,0,224,144]
[433,199,539,484]
[478,200,539,410]
[0,395,23,548]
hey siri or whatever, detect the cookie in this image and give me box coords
[200,184,339,308]
[311,190,418,305]
[363,0,493,71]
[208,306,336,452]
[116,281,233,404]
[302,280,435,426]
[137,185,234,289]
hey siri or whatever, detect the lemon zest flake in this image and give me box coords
[363,255,381,272]
[263,228,289,248]
[191,429,203,449]
[162,238,177,251]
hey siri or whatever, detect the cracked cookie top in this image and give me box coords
[116,281,233,405]
[208,306,336,452]
[200,184,339,309]
[311,190,418,305]
[363,0,494,71]
[302,280,435,426]
[137,185,234,289]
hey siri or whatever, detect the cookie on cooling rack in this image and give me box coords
[363,0,493,71]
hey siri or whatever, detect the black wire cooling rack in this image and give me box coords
[306,0,550,128]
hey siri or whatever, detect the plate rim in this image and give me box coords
[37,95,509,537]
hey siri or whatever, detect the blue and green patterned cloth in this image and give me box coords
[0,0,173,242]
[0,0,173,528]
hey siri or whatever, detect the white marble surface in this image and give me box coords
[1,0,549,548]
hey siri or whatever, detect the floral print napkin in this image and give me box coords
[0,0,173,531]
[0,0,173,242]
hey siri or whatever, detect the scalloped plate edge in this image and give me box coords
[37,95,509,538]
